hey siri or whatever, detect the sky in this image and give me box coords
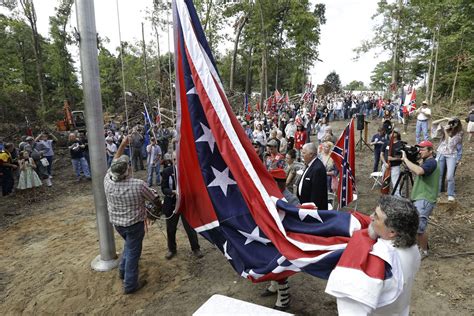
[3,0,387,87]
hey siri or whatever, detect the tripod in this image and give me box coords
[391,165,414,198]
[356,129,373,152]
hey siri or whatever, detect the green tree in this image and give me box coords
[323,71,342,94]
[344,80,366,91]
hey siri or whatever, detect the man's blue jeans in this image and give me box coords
[115,221,145,292]
[416,119,429,143]
[437,154,456,197]
[71,157,91,179]
[147,163,161,186]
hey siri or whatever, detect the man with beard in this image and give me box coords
[326,195,421,315]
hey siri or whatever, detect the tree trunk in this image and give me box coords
[203,0,213,32]
[245,45,253,96]
[230,15,247,92]
[20,0,45,121]
[430,26,440,104]
[257,0,268,106]
[450,37,464,105]
[391,0,403,89]
[425,31,435,98]
[141,23,150,104]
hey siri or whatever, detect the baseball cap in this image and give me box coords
[267,139,278,147]
[270,168,286,180]
[417,140,433,148]
[110,155,129,179]
[422,100,428,105]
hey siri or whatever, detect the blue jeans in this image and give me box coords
[416,119,429,143]
[147,163,161,186]
[437,154,456,197]
[107,155,114,168]
[71,157,91,179]
[45,155,53,176]
[115,221,145,292]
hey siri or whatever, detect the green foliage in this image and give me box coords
[323,71,342,94]
[344,80,367,91]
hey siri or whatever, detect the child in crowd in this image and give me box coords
[17,151,42,201]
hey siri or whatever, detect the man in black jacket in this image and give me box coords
[161,153,203,260]
[296,143,328,210]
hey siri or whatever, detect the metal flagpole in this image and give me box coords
[75,0,119,271]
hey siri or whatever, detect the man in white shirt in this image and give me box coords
[326,195,421,315]
[415,100,432,143]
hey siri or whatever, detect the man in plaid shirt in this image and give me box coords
[104,135,158,294]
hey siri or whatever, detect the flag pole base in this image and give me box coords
[91,254,120,272]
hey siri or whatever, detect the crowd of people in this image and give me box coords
[1,94,473,313]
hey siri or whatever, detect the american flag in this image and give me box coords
[331,118,357,209]
[173,0,371,283]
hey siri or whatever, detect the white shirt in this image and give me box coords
[297,156,317,195]
[417,107,431,121]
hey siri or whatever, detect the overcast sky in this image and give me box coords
[5,0,387,87]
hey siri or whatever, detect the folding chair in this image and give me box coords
[370,171,383,189]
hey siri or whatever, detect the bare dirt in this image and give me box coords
[1,118,473,315]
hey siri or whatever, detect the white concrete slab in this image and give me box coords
[193,294,294,316]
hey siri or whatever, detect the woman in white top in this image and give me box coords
[252,123,267,146]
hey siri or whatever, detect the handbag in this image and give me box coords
[40,157,49,167]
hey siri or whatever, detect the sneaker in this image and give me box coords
[192,249,204,258]
[165,251,176,260]
[448,196,455,202]
[124,279,147,294]
[260,289,277,297]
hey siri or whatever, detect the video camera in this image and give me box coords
[395,141,420,164]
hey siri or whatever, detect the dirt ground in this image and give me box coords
[1,118,473,315]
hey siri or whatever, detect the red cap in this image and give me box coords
[270,168,287,180]
[417,140,433,148]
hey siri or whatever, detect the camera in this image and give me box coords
[395,141,420,164]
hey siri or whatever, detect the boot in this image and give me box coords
[261,280,278,297]
[274,280,290,311]
[44,178,52,187]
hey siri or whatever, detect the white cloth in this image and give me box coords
[328,241,421,316]
[146,144,162,165]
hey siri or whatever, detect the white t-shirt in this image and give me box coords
[417,107,431,121]
[106,143,117,157]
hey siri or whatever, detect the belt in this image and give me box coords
[417,119,427,122]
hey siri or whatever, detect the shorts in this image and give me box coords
[413,199,435,234]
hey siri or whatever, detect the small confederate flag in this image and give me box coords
[331,118,357,208]
[403,88,417,114]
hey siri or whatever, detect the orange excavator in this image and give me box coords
[56,100,86,132]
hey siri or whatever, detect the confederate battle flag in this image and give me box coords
[172,0,387,284]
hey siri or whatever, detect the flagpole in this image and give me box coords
[76,0,118,271]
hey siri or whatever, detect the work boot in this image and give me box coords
[124,279,147,294]
[192,249,204,258]
[261,281,278,297]
[165,251,176,260]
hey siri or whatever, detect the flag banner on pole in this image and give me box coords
[172,0,386,283]
[331,118,357,209]
[381,132,395,195]
[403,88,416,114]
[244,93,249,113]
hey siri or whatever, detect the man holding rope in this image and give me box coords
[104,136,158,294]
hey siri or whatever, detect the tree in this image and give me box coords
[323,71,342,94]
[344,80,366,91]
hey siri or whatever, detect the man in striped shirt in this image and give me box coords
[104,136,158,294]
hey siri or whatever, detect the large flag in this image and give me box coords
[381,132,395,195]
[331,118,357,209]
[403,88,417,114]
[173,0,373,283]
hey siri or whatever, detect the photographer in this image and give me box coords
[433,118,463,202]
[381,129,403,196]
[401,141,440,259]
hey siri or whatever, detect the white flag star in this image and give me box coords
[223,241,232,260]
[196,122,216,153]
[186,87,197,95]
[207,167,236,196]
[298,208,323,222]
[238,226,271,245]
